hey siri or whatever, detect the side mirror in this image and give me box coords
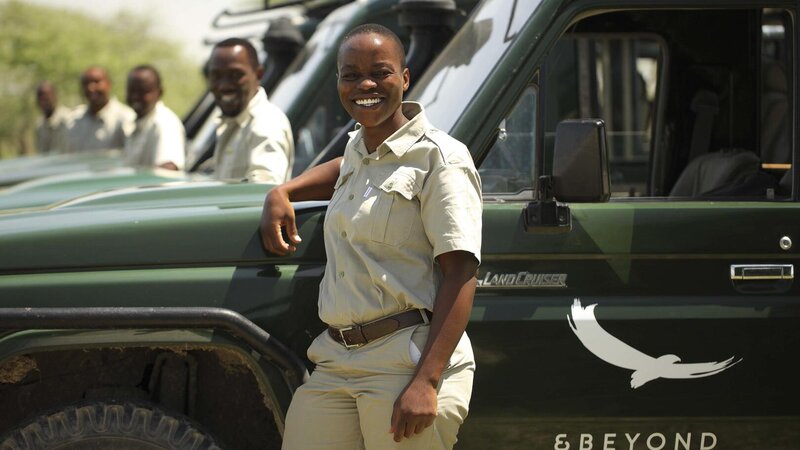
[552,119,610,203]
[524,119,610,233]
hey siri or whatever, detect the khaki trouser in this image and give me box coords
[282,324,475,450]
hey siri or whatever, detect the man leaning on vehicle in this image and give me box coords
[207,38,294,183]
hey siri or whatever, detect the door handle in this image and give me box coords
[730,264,794,281]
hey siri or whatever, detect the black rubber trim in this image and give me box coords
[0,307,309,391]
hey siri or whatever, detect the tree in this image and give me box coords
[0,1,206,158]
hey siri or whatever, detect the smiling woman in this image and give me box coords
[260,23,483,450]
[336,28,409,150]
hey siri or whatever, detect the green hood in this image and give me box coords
[0,182,328,273]
[0,151,123,187]
[0,168,197,211]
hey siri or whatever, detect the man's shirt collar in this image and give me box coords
[219,87,268,128]
[89,97,121,123]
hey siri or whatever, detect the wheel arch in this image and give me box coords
[0,307,309,450]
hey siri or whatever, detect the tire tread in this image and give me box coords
[0,402,222,450]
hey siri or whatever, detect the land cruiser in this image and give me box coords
[0,0,797,449]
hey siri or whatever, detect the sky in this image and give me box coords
[25,0,267,64]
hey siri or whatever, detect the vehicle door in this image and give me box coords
[460,5,800,450]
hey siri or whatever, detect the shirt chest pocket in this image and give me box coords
[370,169,422,247]
[334,167,355,190]
[328,167,355,212]
[228,142,250,175]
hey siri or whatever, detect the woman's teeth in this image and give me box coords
[355,98,382,107]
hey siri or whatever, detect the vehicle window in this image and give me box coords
[480,86,537,195]
[269,3,352,108]
[543,34,661,197]
[294,106,326,173]
[541,9,793,200]
[409,0,543,133]
[760,9,792,196]
[291,79,348,175]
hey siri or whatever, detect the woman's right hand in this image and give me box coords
[260,186,302,256]
[258,156,343,255]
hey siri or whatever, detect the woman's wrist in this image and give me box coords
[271,184,293,202]
[414,362,444,388]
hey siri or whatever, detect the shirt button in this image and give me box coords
[341,231,347,238]
[363,159,370,165]
[339,271,345,278]
[348,194,354,200]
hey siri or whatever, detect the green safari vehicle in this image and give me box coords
[0,0,798,449]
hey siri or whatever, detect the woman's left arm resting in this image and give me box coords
[389,250,478,442]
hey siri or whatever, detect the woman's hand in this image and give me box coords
[260,186,302,255]
[389,377,438,442]
[258,157,343,256]
[389,250,478,442]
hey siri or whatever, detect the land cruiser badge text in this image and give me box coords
[477,271,567,288]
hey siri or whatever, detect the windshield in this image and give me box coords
[408,0,541,132]
[269,1,356,111]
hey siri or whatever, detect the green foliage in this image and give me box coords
[0,1,206,158]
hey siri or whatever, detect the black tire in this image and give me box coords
[0,401,223,450]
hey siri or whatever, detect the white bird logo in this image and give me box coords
[567,299,741,389]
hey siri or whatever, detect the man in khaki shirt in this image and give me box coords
[124,65,186,170]
[208,38,293,183]
[65,66,135,153]
[34,82,69,154]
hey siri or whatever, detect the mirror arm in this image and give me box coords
[523,175,571,233]
[536,175,553,201]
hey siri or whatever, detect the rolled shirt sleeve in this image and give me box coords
[420,163,483,265]
[246,134,291,184]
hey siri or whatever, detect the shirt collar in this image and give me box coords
[220,87,267,128]
[352,102,429,158]
[135,101,162,125]
[44,106,67,126]
[90,97,120,123]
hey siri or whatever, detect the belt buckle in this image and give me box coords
[338,325,363,349]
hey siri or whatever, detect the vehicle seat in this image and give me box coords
[669,149,760,196]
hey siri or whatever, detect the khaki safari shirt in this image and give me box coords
[35,106,70,154]
[124,101,186,170]
[319,102,482,328]
[214,87,294,183]
[65,97,135,153]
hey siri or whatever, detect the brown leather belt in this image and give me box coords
[328,309,432,348]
